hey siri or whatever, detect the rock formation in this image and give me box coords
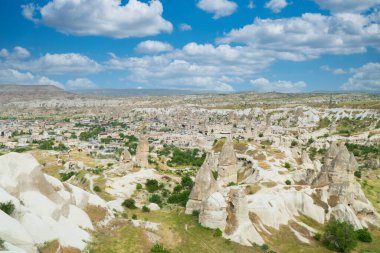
[185,153,218,214]
[120,148,132,163]
[0,152,108,252]
[135,137,149,168]
[313,142,380,229]
[218,137,238,184]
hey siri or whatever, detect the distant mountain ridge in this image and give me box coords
[0,84,77,104]
[73,88,228,97]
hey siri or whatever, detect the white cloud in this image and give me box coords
[0,47,30,59]
[106,42,276,91]
[66,78,96,90]
[179,23,192,31]
[314,0,380,13]
[0,68,63,88]
[321,65,347,74]
[1,50,101,75]
[341,62,380,91]
[265,0,288,13]
[250,78,306,92]
[248,0,255,9]
[218,12,380,60]
[135,40,173,54]
[22,0,173,38]
[197,0,238,19]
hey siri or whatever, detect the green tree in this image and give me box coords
[323,220,357,253]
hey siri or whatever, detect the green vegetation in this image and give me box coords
[79,126,105,141]
[336,117,372,135]
[142,206,150,212]
[0,238,4,250]
[151,243,170,253]
[354,170,361,178]
[285,180,291,185]
[283,162,291,169]
[167,148,206,167]
[93,185,102,192]
[317,117,331,129]
[356,228,372,243]
[122,198,137,209]
[59,171,77,182]
[323,220,357,253]
[125,135,138,155]
[345,143,380,166]
[136,183,143,190]
[145,179,160,193]
[213,228,222,237]
[149,194,162,205]
[0,201,15,215]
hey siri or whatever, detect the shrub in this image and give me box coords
[291,140,298,147]
[145,179,160,193]
[356,228,372,243]
[132,214,137,220]
[213,228,222,237]
[212,170,218,180]
[93,186,101,192]
[59,171,76,182]
[354,171,361,178]
[122,198,137,209]
[142,206,150,212]
[136,183,143,190]
[227,182,237,186]
[181,175,194,189]
[149,194,162,205]
[314,233,321,241]
[323,220,357,253]
[0,238,4,250]
[260,244,269,250]
[150,243,170,253]
[284,162,291,169]
[285,180,291,185]
[0,201,15,215]
[258,133,263,137]
[192,210,200,217]
[167,190,190,207]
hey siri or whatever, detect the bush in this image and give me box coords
[149,194,162,205]
[0,201,15,215]
[227,182,237,186]
[285,180,291,185]
[356,228,372,243]
[145,179,160,193]
[142,206,150,212]
[192,210,200,217]
[284,162,291,169]
[93,186,101,192]
[213,228,222,237]
[323,220,357,252]
[0,238,4,250]
[132,214,137,220]
[122,198,137,209]
[354,170,361,178]
[260,244,269,250]
[258,133,263,137]
[314,233,321,241]
[181,175,194,189]
[150,243,170,253]
[136,183,143,190]
[167,190,190,207]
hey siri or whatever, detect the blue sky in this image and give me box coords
[0,0,379,92]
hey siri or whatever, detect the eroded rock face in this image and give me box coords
[199,192,227,230]
[185,153,218,214]
[135,137,149,168]
[218,137,238,184]
[120,149,132,163]
[0,152,108,252]
[313,143,380,229]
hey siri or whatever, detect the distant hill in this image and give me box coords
[0,84,77,104]
[73,88,228,97]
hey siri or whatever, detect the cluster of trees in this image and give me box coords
[167,148,206,167]
[79,126,105,141]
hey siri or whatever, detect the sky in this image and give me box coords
[0,0,379,92]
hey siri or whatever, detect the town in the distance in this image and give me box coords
[0,85,379,253]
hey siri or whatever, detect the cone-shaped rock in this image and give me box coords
[218,137,238,184]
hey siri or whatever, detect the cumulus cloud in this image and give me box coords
[250,78,306,92]
[265,0,288,13]
[66,78,96,90]
[218,12,380,60]
[321,65,347,74]
[0,68,63,88]
[341,62,380,91]
[22,0,173,38]
[135,40,173,54]
[0,46,31,59]
[197,0,238,19]
[106,41,277,91]
[314,0,380,13]
[179,23,192,31]
[0,49,101,75]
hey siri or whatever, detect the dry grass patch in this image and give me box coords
[38,240,60,253]
[85,205,107,224]
[261,181,277,188]
[245,184,261,195]
[258,161,271,170]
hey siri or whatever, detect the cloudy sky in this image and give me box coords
[0,0,379,92]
